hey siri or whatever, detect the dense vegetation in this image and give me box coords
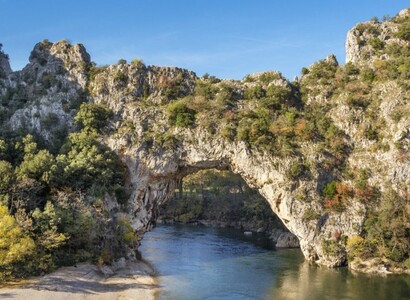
[0,102,133,281]
[160,170,285,231]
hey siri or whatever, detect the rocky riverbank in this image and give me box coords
[0,259,159,300]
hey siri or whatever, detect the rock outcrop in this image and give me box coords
[0,8,409,272]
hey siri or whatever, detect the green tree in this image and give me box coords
[167,98,196,128]
[56,130,123,190]
[74,102,113,132]
[32,202,67,251]
[16,135,55,184]
[0,161,14,192]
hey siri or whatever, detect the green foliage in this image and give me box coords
[131,58,144,66]
[322,239,345,257]
[265,85,291,105]
[322,180,338,199]
[244,85,265,99]
[195,79,218,100]
[0,161,14,192]
[117,58,127,65]
[0,205,36,268]
[286,161,306,180]
[40,112,59,130]
[16,135,55,184]
[0,43,9,60]
[117,216,136,248]
[162,74,186,100]
[32,202,67,251]
[360,67,375,82]
[396,22,410,41]
[40,72,58,89]
[302,208,320,222]
[56,130,124,190]
[356,23,379,35]
[363,188,409,263]
[305,59,338,82]
[258,71,282,84]
[220,124,236,141]
[74,102,113,132]
[114,71,128,84]
[88,64,106,82]
[369,37,384,50]
[167,98,196,128]
[0,99,129,281]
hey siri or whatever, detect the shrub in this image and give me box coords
[114,71,128,84]
[396,23,410,41]
[131,58,144,67]
[322,180,338,199]
[195,80,218,100]
[368,37,385,50]
[0,160,14,191]
[220,124,236,141]
[117,59,127,65]
[74,102,113,132]
[259,72,281,83]
[162,74,186,100]
[40,72,58,89]
[0,205,36,270]
[346,236,366,260]
[363,188,410,263]
[302,208,320,221]
[286,161,305,180]
[167,98,196,128]
[265,85,290,102]
[41,113,59,130]
[322,239,344,257]
[244,85,265,99]
[360,67,375,82]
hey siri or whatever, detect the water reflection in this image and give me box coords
[268,258,410,300]
[140,225,410,300]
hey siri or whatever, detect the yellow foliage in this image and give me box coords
[0,205,36,266]
[346,235,365,259]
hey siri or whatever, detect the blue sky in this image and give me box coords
[0,1,408,80]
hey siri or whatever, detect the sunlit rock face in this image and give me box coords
[1,9,409,269]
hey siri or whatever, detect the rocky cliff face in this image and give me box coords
[1,9,409,272]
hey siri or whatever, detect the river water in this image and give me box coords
[140,224,410,300]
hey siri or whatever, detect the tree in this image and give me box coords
[32,202,67,251]
[0,205,36,267]
[56,130,123,190]
[167,98,196,128]
[16,135,55,184]
[0,161,14,192]
[74,102,113,132]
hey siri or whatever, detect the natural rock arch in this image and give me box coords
[119,127,364,268]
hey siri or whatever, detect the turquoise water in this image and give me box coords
[140,224,410,300]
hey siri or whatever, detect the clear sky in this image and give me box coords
[0,1,408,80]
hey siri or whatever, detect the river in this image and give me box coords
[139,224,410,300]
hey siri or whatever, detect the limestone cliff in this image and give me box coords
[0,8,409,273]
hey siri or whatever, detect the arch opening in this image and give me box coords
[156,168,300,249]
